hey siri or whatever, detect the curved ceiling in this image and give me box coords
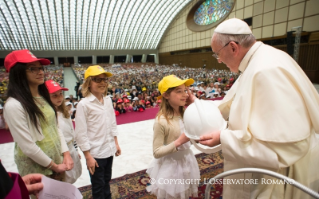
[0,0,191,51]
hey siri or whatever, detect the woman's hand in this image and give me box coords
[174,133,190,148]
[62,151,74,170]
[51,162,68,173]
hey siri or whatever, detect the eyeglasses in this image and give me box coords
[26,67,45,74]
[91,77,108,83]
[212,41,239,59]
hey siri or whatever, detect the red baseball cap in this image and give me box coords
[45,80,69,94]
[124,99,130,103]
[117,99,123,103]
[4,49,51,72]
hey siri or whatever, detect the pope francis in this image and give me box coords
[187,18,319,199]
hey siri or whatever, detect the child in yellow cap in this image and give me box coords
[146,75,200,199]
[74,65,121,199]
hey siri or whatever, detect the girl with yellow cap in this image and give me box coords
[146,75,200,199]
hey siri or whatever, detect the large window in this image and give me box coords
[187,0,235,32]
[194,0,234,25]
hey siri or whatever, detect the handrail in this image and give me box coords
[205,168,319,199]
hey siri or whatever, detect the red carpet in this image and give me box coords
[116,108,159,125]
[0,129,13,144]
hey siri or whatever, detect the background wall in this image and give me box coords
[158,0,319,82]
[159,0,319,53]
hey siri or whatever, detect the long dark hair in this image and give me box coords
[7,63,56,132]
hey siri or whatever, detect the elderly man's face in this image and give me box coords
[211,34,239,72]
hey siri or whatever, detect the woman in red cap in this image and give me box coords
[115,98,126,114]
[45,80,82,184]
[3,50,73,184]
[136,99,146,112]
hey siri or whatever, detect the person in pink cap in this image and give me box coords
[45,80,82,184]
[145,101,152,109]
[3,50,73,185]
[155,99,161,108]
[123,99,133,112]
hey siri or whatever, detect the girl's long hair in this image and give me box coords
[7,63,56,132]
[157,87,184,124]
[56,98,70,118]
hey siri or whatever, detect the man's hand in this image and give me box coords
[22,173,44,196]
[199,130,221,147]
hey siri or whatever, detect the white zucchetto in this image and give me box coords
[215,18,252,34]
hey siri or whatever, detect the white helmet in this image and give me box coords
[183,99,227,153]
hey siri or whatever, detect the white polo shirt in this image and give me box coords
[75,93,118,159]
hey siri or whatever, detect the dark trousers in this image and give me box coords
[89,156,113,199]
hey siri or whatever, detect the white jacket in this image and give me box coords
[4,97,68,167]
[218,42,319,199]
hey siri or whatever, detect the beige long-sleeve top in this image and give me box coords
[153,115,182,159]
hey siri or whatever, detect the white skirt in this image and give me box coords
[146,148,200,199]
[64,141,82,184]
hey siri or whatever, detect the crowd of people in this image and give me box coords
[72,63,238,115]
[0,61,237,130]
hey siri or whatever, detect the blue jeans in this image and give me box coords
[89,156,113,199]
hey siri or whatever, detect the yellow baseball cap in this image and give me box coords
[158,75,194,99]
[84,65,113,79]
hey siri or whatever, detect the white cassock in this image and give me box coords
[218,42,319,199]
